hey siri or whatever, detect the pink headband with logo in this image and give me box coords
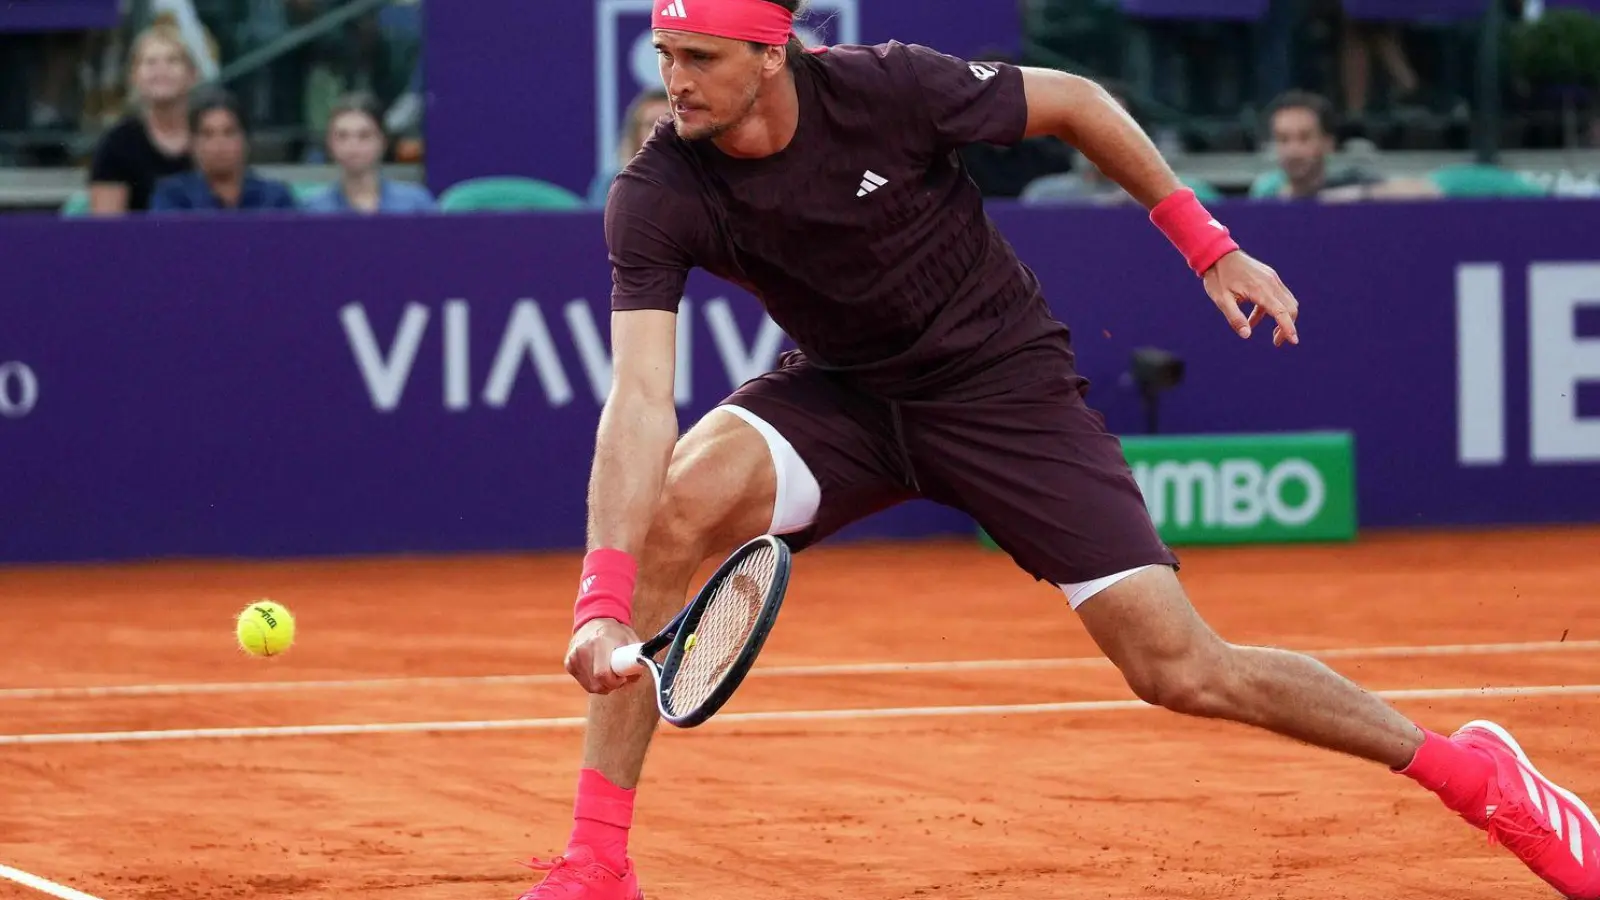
[653,0,794,45]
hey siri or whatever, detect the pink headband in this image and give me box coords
[653,0,794,45]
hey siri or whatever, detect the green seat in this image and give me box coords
[60,189,91,217]
[438,177,586,212]
[292,182,329,204]
[1428,164,1548,199]
[1181,176,1222,202]
[1248,169,1287,199]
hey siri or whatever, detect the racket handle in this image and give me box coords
[609,643,645,676]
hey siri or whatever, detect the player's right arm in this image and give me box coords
[564,171,696,694]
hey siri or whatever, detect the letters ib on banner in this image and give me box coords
[595,0,860,182]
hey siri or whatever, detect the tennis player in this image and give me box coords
[519,1,1600,897]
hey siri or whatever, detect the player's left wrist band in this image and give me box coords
[1150,187,1240,277]
[573,548,638,630]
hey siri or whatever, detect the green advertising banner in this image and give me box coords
[979,431,1357,549]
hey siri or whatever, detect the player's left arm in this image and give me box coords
[1017,68,1299,346]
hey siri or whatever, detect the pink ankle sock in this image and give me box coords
[570,768,635,872]
[1396,727,1493,811]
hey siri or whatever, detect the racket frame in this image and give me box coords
[609,534,791,728]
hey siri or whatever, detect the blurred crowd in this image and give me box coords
[68,21,432,214]
[2,0,1594,216]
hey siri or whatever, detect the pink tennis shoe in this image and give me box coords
[1445,720,1600,898]
[515,845,644,900]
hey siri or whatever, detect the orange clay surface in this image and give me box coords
[0,526,1596,899]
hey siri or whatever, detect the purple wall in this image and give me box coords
[3,199,1598,564]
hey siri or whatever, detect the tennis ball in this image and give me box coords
[237,600,296,657]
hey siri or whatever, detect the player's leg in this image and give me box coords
[912,362,1600,897]
[577,407,782,797]
[525,353,915,899]
[1074,558,1600,896]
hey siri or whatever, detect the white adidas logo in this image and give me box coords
[857,170,887,198]
[660,0,687,18]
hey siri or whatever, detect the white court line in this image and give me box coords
[0,863,106,900]
[4,638,1596,701]
[2,683,1598,747]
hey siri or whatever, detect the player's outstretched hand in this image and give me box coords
[565,618,643,694]
[1202,250,1300,347]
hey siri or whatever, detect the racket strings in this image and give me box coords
[663,545,776,716]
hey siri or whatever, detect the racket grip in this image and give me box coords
[609,643,645,676]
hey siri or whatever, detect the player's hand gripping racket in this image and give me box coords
[609,534,791,728]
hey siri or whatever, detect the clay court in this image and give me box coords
[1,525,1596,899]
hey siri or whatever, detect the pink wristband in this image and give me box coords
[1150,187,1240,277]
[573,548,638,630]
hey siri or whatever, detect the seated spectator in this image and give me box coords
[590,89,671,206]
[150,88,297,212]
[87,24,197,214]
[1253,90,1439,201]
[301,92,436,214]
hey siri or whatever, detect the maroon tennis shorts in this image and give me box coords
[722,347,1179,587]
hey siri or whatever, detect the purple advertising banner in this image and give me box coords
[421,0,1025,198]
[3,199,1599,565]
[0,0,119,32]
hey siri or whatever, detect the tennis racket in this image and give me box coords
[608,534,791,728]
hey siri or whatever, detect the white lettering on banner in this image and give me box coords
[341,299,781,411]
[0,361,39,419]
[1529,263,1600,463]
[704,298,787,388]
[341,302,429,412]
[1142,461,1216,528]
[483,301,574,408]
[674,298,693,406]
[1456,264,1506,465]
[1455,262,1600,466]
[443,300,471,411]
[1135,458,1326,530]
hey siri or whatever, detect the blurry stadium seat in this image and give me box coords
[60,190,91,217]
[1182,176,1224,201]
[293,182,328,204]
[1248,169,1287,199]
[437,177,586,212]
[1427,164,1549,198]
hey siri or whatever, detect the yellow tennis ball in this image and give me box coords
[237,600,295,657]
[685,633,697,651]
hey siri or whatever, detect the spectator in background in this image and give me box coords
[590,89,672,206]
[1252,90,1439,201]
[150,88,297,212]
[301,92,436,214]
[1338,9,1422,129]
[87,24,198,214]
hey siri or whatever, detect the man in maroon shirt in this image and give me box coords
[518,2,1600,898]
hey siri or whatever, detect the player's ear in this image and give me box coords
[762,42,787,78]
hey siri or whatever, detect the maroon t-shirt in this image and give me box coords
[604,41,1071,397]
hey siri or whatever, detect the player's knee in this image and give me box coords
[647,433,772,565]
[1124,647,1236,718]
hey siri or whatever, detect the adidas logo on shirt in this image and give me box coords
[857,170,888,198]
[660,0,687,18]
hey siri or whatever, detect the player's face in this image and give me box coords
[1270,108,1333,186]
[654,30,767,142]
